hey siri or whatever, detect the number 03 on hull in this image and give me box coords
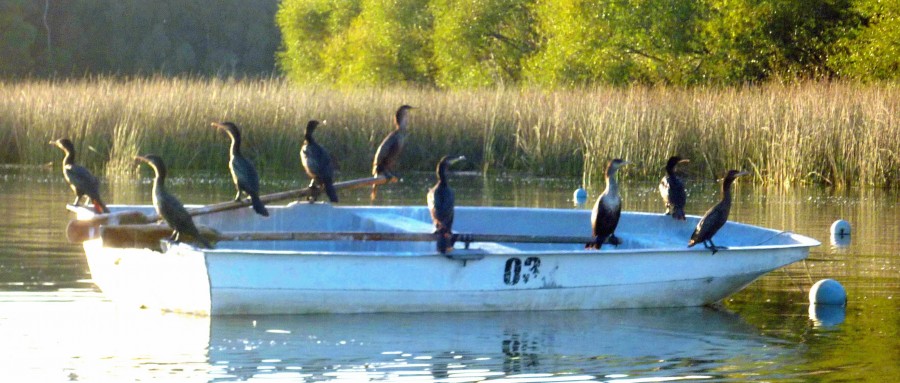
[72,204,819,315]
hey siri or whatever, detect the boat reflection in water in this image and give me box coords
[205,308,792,382]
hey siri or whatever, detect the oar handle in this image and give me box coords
[186,176,394,218]
[66,176,395,243]
[98,224,594,249]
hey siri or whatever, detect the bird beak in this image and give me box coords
[321,120,327,125]
[736,170,750,177]
[134,155,147,164]
[449,156,466,165]
[211,122,222,129]
[678,159,690,164]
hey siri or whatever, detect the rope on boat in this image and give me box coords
[757,230,816,293]
[754,230,793,246]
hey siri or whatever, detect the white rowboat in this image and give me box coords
[70,203,819,315]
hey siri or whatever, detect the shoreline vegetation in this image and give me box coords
[1,77,897,188]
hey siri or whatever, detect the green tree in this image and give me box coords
[430,0,535,88]
[326,0,432,86]
[0,0,38,76]
[277,0,362,83]
[523,0,707,86]
[828,0,900,80]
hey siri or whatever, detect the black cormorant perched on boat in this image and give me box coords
[586,159,630,249]
[659,156,689,220]
[211,122,269,217]
[371,105,414,199]
[688,169,749,254]
[300,120,338,203]
[427,155,465,254]
[49,138,109,214]
[135,154,212,248]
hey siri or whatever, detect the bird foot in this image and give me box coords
[607,235,622,246]
[704,243,727,255]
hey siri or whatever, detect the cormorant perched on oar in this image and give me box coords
[211,122,269,217]
[688,169,749,254]
[135,154,212,248]
[659,156,689,220]
[586,159,630,250]
[49,138,109,214]
[371,105,415,199]
[300,120,338,203]
[427,155,466,254]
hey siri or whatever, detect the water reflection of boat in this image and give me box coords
[71,204,819,315]
[206,308,784,382]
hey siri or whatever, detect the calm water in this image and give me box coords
[0,165,897,382]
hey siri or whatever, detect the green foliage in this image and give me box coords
[431,0,535,88]
[277,0,896,87]
[0,0,280,78]
[0,0,37,75]
[828,0,900,80]
[278,0,432,86]
[276,0,360,83]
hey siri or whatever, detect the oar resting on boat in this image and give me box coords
[66,176,395,243]
[97,223,595,251]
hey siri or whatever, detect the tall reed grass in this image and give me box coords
[1,77,896,188]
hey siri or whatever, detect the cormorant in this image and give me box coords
[586,159,630,249]
[49,138,109,214]
[427,155,465,254]
[659,156,689,220]
[371,105,415,199]
[300,120,338,203]
[688,169,749,254]
[211,122,269,217]
[135,154,212,248]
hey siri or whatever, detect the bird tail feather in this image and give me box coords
[325,183,339,203]
[250,194,269,217]
[436,230,452,254]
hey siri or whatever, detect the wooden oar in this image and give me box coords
[66,176,394,243]
[98,224,594,249]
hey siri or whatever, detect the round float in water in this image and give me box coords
[808,303,846,327]
[809,278,847,306]
[830,219,851,237]
[573,188,588,206]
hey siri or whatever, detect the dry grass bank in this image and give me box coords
[1,77,896,187]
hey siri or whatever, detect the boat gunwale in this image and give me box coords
[77,204,821,257]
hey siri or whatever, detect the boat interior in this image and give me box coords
[109,202,811,255]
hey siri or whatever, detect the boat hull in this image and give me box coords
[76,204,818,315]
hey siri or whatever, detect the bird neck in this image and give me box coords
[436,164,449,184]
[395,114,408,131]
[604,172,619,196]
[62,150,75,166]
[304,130,316,143]
[665,165,676,177]
[228,134,242,157]
[720,179,735,203]
[150,167,167,191]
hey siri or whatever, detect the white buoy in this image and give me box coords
[809,279,847,306]
[573,188,588,205]
[830,233,851,248]
[830,219,851,237]
[808,303,846,327]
